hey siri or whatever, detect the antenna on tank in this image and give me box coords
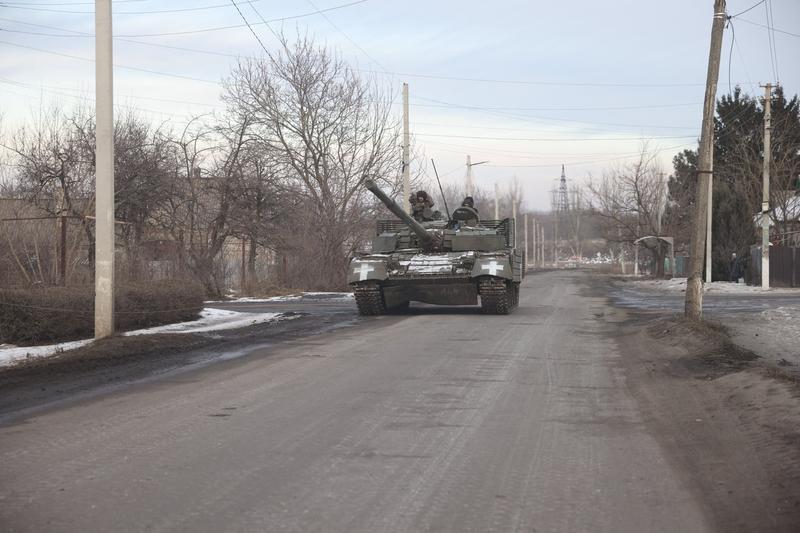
[431,158,451,220]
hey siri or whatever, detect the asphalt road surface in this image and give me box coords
[1,271,794,532]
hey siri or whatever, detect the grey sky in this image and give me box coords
[1,0,798,210]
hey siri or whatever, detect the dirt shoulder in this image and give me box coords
[0,311,356,422]
[612,311,800,531]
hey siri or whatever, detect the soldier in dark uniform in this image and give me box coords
[409,190,440,222]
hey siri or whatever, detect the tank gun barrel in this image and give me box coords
[364,179,433,246]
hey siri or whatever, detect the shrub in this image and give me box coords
[0,280,204,345]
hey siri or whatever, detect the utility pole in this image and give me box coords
[494,182,499,219]
[685,0,726,320]
[524,213,528,271]
[760,83,773,289]
[705,166,712,283]
[402,82,411,214]
[532,218,537,269]
[466,155,472,196]
[511,190,518,248]
[540,225,544,268]
[241,238,247,294]
[465,157,488,197]
[95,0,115,339]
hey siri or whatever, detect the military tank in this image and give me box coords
[348,180,523,315]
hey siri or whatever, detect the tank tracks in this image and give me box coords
[479,277,519,315]
[353,282,387,316]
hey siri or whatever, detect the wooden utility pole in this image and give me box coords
[95,0,115,339]
[685,0,726,320]
[760,83,773,289]
[402,82,411,214]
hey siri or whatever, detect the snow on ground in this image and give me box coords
[632,278,798,294]
[0,308,296,368]
[727,306,800,369]
[206,292,354,303]
[626,278,800,370]
[0,340,94,368]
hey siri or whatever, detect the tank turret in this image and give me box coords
[350,179,524,315]
[364,179,435,248]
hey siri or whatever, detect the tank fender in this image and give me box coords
[348,259,388,284]
[471,257,512,280]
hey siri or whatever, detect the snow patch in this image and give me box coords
[630,278,798,294]
[0,308,297,368]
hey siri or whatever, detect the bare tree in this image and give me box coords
[586,144,670,277]
[223,34,399,288]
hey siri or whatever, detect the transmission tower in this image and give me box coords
[556,164,570,212]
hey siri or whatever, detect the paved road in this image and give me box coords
[0,271,779,532]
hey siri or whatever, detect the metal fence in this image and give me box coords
[749,245,800,287]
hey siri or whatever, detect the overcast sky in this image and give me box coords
[1,0,798,210]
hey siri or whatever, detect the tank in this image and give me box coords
[348,180,524,315]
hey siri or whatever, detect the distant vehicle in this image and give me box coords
[348,180,524,315]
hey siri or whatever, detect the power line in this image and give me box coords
[734,17,800,38]
[766,0,779,82]
[118,0,370,38]
[0,39,221,84]
[229,0,271,55]
[414,132,697,142]
[306,0,387,71]
[478,143,697,169]
[410,95,701,131]
[0,18,707,88]
[729,0,765,18]
[0,75,223,108]
[0,0,144,4]
[0,0,267,15]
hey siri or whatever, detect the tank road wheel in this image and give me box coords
[479,277,513,315]
[353,281,387,316]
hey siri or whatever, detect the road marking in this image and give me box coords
[355,263,375,281]
[482,260,504,276]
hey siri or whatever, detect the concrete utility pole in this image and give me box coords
[494,182,499,219]
[524,213,528,270]
[532,219,537,268]
[466,155,472,196]
[402,82,411,214]
[540,225,544,267]
[511,191,518,248]
[465,157,488,197]
[685,0,726,320]
[761,82,774,289]
[95,0,115,339]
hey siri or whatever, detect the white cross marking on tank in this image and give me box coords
[482,261,504,276]
[355,263,374,281]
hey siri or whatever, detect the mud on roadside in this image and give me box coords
[611,311,800,531]
[0,311,356,422]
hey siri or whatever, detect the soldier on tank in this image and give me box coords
[454,196,479,226]
[409,190,441,222]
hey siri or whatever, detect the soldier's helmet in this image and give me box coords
[461,196,475,208]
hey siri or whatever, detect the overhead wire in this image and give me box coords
[305,0,388,72]
[0,0,268,15]
[0,39,221,84]
[766,0,779,82]
[229,0,271,55]
[729,0,765,18]
[733,17,800,38]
